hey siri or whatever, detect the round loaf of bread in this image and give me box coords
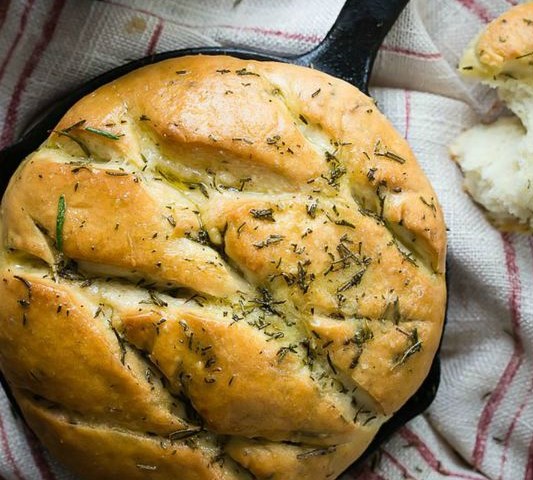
[0,55,446,480]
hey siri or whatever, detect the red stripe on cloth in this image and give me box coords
[227,25,322,43]
[0,0,11,31]
[380,449,416,478]
[404,89,411,140]
[0,0,66,148]
[0,411,24,480]
[102,0,323,44]
[145,20,163,55]
[455,0,493,23]
[399,427,486,480]
[498,375,533,479]
[525,434,533,480]
[0,0,35,83]
[473,233,524,468]
[24,425,56,480]
[380,44,442,60]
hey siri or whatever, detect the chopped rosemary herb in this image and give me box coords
[235,68,259,76]
[299,114,309,125]
[232,137,254,144]
[236,222,246,237]
[71,165,90,174]
[56,195,66,252]
[375,142,406,164]
[250,208,275,222]
[188,181,209,197]
[306,199,318,218]
[166,215,176,227]
[266,135,281,145]
[321,153,347,188]
[252,287,285,317]
[390,238,418,266]
[353,322,373,346]
[335,219,355,229]
[392,328,422,369]
[297,446,337,459]
[363,415,377,426]
[296,260,315,294]
[337,269,366,293]
[185,229,210,246]
[111,325,126,364]
[420,196,436,211]
[311,88,321,98]
[85,127,122,140]
[277,344,298,363]
[326,351,338,374]
[253,234,284,249]
[14,275,32,299]
[149,290,168,308]
[139,114,151,121]
[376,150,406,164]
[175,70,188,75]
[381,297,401,324]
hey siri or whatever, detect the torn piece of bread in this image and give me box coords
[450,2,533,232]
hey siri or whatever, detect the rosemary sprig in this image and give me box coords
[85,127,122,140]
[56,195,66,251]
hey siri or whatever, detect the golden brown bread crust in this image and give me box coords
[459,2,533,80]
[454,2,533,233]
[0,55,446,479]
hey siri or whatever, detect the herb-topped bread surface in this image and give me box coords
[0,55,446,480]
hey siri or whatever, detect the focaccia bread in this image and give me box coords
[451,2,533,232]
[0,55,446,480]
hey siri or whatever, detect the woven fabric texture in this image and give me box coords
[0,1,531,479]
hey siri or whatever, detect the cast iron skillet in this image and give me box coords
[0,0,444,473]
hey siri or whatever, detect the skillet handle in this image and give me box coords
[294,0,409,92]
